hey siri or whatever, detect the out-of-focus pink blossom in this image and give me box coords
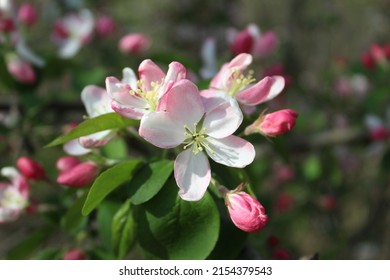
[225,187,268,233]
[245,109,298,137]
[334,74,369,98]
[119,33,150,55]
[57,161,99,188]
[95,15,115,37]
[319,195,337,211]
[276,164,295,183]
[6,54,36,84]
[56,156,82,173]
[16,156,45,181]
[228,24,278,58]
[365,114,390,142]
[267,235,280,248]
[17,3,37,26]
[361,52,375,70]
[263,64,292,89]
[63,248,87,260]
[0,167,30,223]
[272,248,291,260]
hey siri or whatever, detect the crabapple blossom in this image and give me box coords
[6,54,36,84]
[225,186,268,232]
[52,9,94,58]
[0,167,29,223]
[201,53,285,113]
[95,15,115,37]
[63,85,115,155]
[139,79,255,201]
[105,59,186,120]
[17,3,37,27]
[63,248,87,260]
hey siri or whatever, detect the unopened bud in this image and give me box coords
[16,156,45,181]
[63,248,86,260]
[245,109,298,137]
[18,3,38,26]
[56,156,81,173]
[57,161,98,188]
[6,55,36,84]
[225,187,268,233]
[119,33,150,54]
[254,31,278,58]
[95,15,115,37]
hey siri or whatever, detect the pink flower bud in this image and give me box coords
[369,126,390,141]
[6,56,36,84]
[16,156,45,180]
[272,248,291,260]
[63,248,86,260]
[361,52,375,70]
[57,161,98,188]
[276,165,295,183]
[56,156,81,173]
[53,21,69,39]
[370,44,386,63]
[118,33,150,54]
[95,15,115,37]
[245,109,298,137]
[254,31,278,58]
[225,191,268,233]
[231,28,255,55]
[18,3,38,26]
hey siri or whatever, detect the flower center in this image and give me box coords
[183,123,214,155]
[129,79,162,111]
[1,189,26,209]
[227,69,256,97]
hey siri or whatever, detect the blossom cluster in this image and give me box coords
[63,53,298,204]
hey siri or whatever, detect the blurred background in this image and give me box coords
[1,0,390,260]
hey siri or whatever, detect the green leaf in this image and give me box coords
[128,160,174,205]
[61,192,88,232]
[97,201,121,250]
[101,137,128,159]
[45,113,138,147]
[6,226,54,260]
[138,180,220,260]
[303,155,322,181]
[82,160,142,216]
[112,199,137,259]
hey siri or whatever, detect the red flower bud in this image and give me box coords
[6,56,36,84]
[231,28,255,55]
[16,156,45,180]
[272,248,291,260]
[56,156,82,173]
[18,3,38,26]
[57,161,98,188]
[226,191,268,233]
[95,15,116,37]
[0,17,15,32]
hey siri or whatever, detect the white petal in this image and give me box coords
[81,85,113,118]
[58,39,82,58]
[63,139,91,156]
[203,99,243,138]
[79,130,114,148]
[174,149,211,201]
[139,111,185,148]
[121,67,138,90]
[206,136,255,168]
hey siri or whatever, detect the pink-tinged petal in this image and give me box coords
[210,63,229,88]
[79,130,114,148]
[158,80,204,126]
[111,100,146,120]
[164,61,186,84]
[228,53,253,70]
[106,77,147,107]
[236,75,285,106]
[58,38,81,58]
[205,135,255,168]
[63,139,91,156]
[139,111,185,148]
[200,89,231,113]
[174,149,211,201]
[81,85,113,118]
[203,99,243,138]
[138,59,165,91]
[121,67,138,89]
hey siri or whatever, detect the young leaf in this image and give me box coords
[112,199,137,259]
[82,160,142,216]
[138,180,220,260]
[45,112,138,147]
[128,159,174,205]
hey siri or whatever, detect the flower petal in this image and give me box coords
[158,79,204,126]
[63,139,91,156]
[81,85,113,118]
[138,59,165,91]
[79,130,114,148]
[139,111,185,148]
[200,89,231,113]
[58,38,82,58]
[174,149,211,201]
[236,75,285,106]
[121,67,138,90]
[206,135,255,167]
[111,100,146,119]
[203,99,243,138]
[228,53,253,70]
